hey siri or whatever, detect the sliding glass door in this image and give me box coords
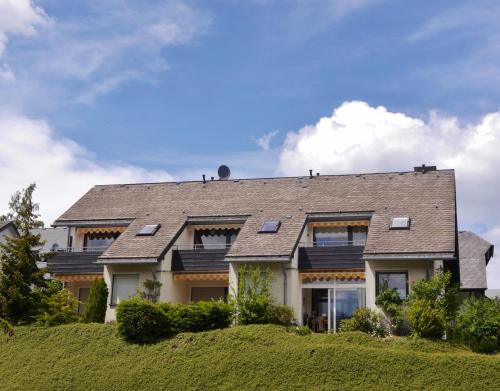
[328,286,366,332]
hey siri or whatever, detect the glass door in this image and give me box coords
[328,287,366,332]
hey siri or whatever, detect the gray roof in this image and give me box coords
[459,231,494,290]
[0,221,19,237]
[54,170,458,262]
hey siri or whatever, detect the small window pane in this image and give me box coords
[352,226,368,245]
[259,221,280,233]
[191,287,227,302]
[376,272,408,299]
[112,274,139,304]
[390,217,410,229]
[137,224,160,236]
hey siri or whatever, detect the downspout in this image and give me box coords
[282,263,287,305]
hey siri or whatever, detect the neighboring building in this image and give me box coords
[48,166,493,329]
[40,226,104,313]
[0,221,19,245]
[458,231,494,296]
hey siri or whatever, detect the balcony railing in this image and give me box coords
[298,242,365,270]
[299,239,367,248]
[47,250,104,274]
[54,246,107,253]
[172,245,229,272]
[172,243,233,251]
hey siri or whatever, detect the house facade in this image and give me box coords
[48,166,493,330]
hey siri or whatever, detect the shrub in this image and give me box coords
[452,297,500,353]
[406,299,446,339]
[376,288,404,333]
[340,307,387,337]
[405,271,460,338]
[83,279,108,323]
[116,298,172,343]
[167,301,233,332]
[271,304,295,326]
[36,287,80,327]
[231,265,275,325]
[288,325,312,336]
[140,279,162,303]
[1,318,14,337]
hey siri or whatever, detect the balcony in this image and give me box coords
[172,244,229,272]
[47,247,105,275]
[298,240,365,270]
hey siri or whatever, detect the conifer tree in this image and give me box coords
[0,184,46,324]
[83,279,108,323]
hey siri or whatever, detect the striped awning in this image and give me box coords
[174,273,229,281]
[54,274,102,282]
[300,270,365,282]
[76,227,126,235]
[308,220,369,228]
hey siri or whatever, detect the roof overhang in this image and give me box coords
[363,252,456,261]
[95,257,158,265]
[225,255,291,262]
[186,215,249,225]
[52,218,134,227]
[306,211,374,222]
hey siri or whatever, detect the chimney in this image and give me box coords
[202,174,206,184]
[309,169,313,179]
[414,164,437,174]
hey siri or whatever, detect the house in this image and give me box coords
[48,165,493,329]
[0,221,19,245]
[458,231,494,297]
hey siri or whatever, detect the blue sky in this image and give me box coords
[1,0,500,287]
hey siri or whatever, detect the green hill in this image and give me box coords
[0,324,499,390]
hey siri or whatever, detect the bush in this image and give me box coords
[405,271,460,338]
[116,298,172,343]
[376,288,404,333]
[452,297,500,353]
[340,307,387,337]
[166,301,233,333]
[271,304,295,326]
[1,318,14,337]
[288,325,312,336]
[36,287,80,327]
[83,279,108,323]
[231,265,275,325]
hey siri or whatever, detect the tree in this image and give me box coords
[0,184,46,324]
[83,279,109,323]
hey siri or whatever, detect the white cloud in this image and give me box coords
[255,130,279,151]
[0,0,49,57]
[278,101,500,288]
[0,62,14,81]
[0,1,211,105]
[0,111,173,224]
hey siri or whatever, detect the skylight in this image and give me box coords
[259,220,281,233]
[390,217,410,230]
[137,224,161,236]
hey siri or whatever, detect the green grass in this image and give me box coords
[1,324,499,391]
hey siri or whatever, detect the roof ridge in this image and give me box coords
[93,168,455,188]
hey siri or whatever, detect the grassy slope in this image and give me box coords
[0,324,499,391]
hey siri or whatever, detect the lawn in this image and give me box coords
[0,324,499,390]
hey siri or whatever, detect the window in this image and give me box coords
[191,287,227,302]
[77,287,90,314]
[84,231,120,251]
[376,271,408,299]
[111,274,139,305]
[259,220,281,233]
[194,228,239,249]
[313,226,368,246]
[390,217,410,230]
[137,224,161,236]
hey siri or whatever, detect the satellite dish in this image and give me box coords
[218,165,231,180]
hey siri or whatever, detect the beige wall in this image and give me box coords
[365,259,434,309]
[104,264,159,322]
